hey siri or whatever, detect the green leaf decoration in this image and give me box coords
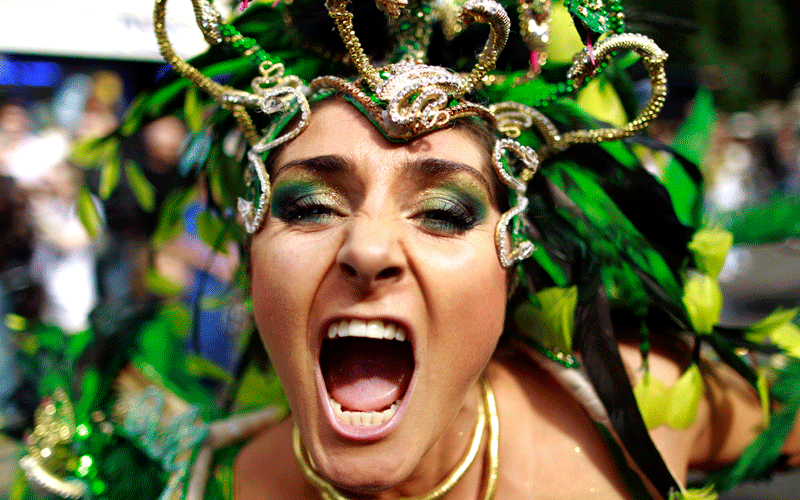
[119,93,149,137]
[184,86,205,134]
[633,371,670,429]
[160,302,192,339]
[682,273,722,335]
[688,228,733,279]
[77,187,103,240]
[514,286,577,354]
[768,322,800,358]
[143,268,184,297]
[542,2,583,64]
[185,354,233,384]
[756,368,770,428]
[745,308,798,343]
[665,364,704,430]
[98,153,121,200]
[715,192,800,245]
[669,484,718,500]
[96,138,120,168]
[576,78,627,128]
[125,160,156,213]
[234,365,289,411]
[664,86,716,227]
[197,211,228,253]
[151,187,194,249]
[70,136,105,168]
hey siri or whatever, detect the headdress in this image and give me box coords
[149,0,668,270]
[49,1,800,499]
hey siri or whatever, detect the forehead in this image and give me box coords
[274,99,491,174]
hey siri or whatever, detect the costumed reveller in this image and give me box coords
[6,0,800,499]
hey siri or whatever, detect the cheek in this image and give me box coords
[423,235,508,360]
[249,230,327,365]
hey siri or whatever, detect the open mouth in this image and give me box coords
[320,319,414,427]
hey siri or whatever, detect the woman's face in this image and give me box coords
[250,100,507,492]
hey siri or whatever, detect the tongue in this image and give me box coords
[322,337,413,412]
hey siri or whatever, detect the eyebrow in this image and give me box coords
[274,154,496,201]
[274,154,352,177]
[405,158,495,200]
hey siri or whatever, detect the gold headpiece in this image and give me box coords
[154,0,668,268]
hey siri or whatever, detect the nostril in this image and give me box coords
[341,263,358,278]
[376,266,402,280]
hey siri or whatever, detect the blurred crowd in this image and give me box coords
[0,70,243,430]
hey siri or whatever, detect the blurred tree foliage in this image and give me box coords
[623,0,800,111]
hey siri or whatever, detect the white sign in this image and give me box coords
[0,0,229,61]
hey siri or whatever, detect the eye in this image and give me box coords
[271,182,344,225]
[414,197,481,234]
[278,196,338,223]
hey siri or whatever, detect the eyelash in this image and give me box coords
[271,185,484,233]
[415,198,480,234]
[273,193,340,224]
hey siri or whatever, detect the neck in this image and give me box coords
[296,375,498,500]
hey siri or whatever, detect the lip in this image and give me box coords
[314,316,417,441]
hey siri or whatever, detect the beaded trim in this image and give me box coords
[492,138,538,268]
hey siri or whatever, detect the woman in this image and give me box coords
[10,0,800,499]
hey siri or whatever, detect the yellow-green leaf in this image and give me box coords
[515,286,577,354]
[746,308,799,343]
[688,227,734,278]
[633,372,670,429]
[756,368,770,428]
[577,78,627,128]
[235,365,290,410]
[98,154,120,199]
[125,160,156,213]
[186,354,233,384]
[144,268,183,297]
[682,273,722,334]
[546,2,583,64]
[197,211,227,253]
[665,364,704,430]
[769,322,800,358]
[184,86,204,134]
[669,484,718,500]
[119,94,148,137]
[70,136,104,167]
[160,303,192,339]
[77,187,103,240]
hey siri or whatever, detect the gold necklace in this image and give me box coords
[293,375,499,500]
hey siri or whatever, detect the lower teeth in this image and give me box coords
[329,397,401,426]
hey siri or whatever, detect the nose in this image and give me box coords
[336,214,405,289]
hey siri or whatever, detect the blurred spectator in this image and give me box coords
[0,98,71,190]
[0,174,41,431]
[156,180,241,377]
[94,116,189,303]
[28,164,102,333]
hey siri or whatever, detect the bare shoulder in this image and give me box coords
[486,355,632,499]
[615,332,768,475]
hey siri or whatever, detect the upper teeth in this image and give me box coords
[327,319,406,341]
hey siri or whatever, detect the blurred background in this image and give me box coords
[1,0,799,498]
